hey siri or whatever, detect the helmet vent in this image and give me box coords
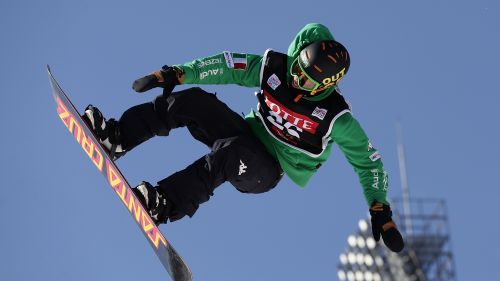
[313,65,323,73]
[327,55,337,63]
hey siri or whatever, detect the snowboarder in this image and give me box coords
[82,23,404,252]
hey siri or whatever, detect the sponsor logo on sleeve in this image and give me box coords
[371,169,388,190]
[199,68,224,80]
[267,74,281,90]
[223,51,234,68]
[223,51,247,70]
[369,151,381,162]
[197,58,222,68]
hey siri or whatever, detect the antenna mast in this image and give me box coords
[396,122,413,238]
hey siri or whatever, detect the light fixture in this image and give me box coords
[355,271,364,281]
[357,236,366,248]
[366,237,376,249]
[347,271,355,281]
[348,252,357,264]
[364,254,374,267]
[364,271,374,281]
[338,270,347,281]
[356,253,364,265]
[358,219,368,232]
[348,235,357,247]
[340,253,348,265]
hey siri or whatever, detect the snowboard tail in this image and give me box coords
[47,66,192,281]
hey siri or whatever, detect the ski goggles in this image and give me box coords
[290,57,335,94]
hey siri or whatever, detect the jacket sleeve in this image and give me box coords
[332,113,390,206]
[175,52,263,88]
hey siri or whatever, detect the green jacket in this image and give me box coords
[176,23,389,206]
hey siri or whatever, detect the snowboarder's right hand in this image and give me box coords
[132,65,183,93]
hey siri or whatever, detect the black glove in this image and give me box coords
[132,65,181,94]
[369,202,405,252]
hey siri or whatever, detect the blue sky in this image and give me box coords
[1,0,498,280]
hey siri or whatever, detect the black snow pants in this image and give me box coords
[117,87,283,221]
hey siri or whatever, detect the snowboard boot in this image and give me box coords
[132,181,173,225]
[82,105,126,161]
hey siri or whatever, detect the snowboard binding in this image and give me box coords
[133,181,173,225]
[82,104,126,161]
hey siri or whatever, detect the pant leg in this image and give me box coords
[118,102,169,151]
[158,134,283,221]
[118,87,252,150]
[117,87,283,221]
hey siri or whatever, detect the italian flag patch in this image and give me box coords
[224,51,247,70]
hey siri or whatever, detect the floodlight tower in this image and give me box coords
[336,124,457,281]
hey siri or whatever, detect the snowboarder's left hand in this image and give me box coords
[132,65,183,93]
[369,202,405,252]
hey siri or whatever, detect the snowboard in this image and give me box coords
[47,66,192,281]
